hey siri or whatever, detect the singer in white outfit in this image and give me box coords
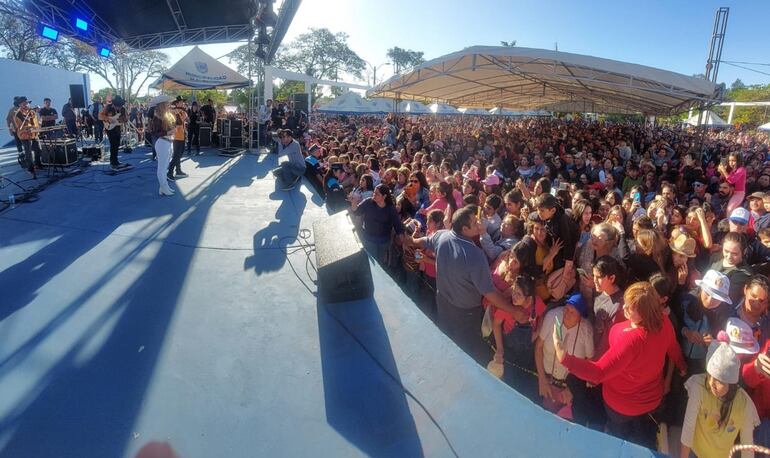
[148,95,176,196]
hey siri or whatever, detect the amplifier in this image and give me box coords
[222,136,243,148]
[41,139,78,166]
[199,126,212,147]
[82,145,103,161]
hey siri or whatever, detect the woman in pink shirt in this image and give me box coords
[719,152,746,216]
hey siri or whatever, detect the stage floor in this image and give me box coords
[0,146,654,457]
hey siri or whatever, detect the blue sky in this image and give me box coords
[94,0,770,91]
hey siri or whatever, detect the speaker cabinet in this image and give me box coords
[199,126,212,147]
[291,93,310,114]
[313,212,374,304]
[69,84,86,108]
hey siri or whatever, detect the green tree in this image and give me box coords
[500,40,517,47]
[274,28,365,81]
[272,80,305,102]
[731,78,746,91]
[719,83,770,126]
[386,46,425,74]
[64,41,169,103]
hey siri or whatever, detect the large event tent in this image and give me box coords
[758,122,770,132]
[316,91,374,114]
[368,46,720,115]
[684,110,730,127]
[461,107,492,116]
[369,98,397,113]
[150,47,250,90]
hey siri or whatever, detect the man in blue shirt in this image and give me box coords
[411,206,520,364]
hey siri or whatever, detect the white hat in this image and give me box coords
[706,342,740,384]
[695,270,732,305]
[723,317,760,355]
[148,95,172,108]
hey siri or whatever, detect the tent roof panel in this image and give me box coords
[368,46,720,115]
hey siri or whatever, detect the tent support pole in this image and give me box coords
[247,34,254,153]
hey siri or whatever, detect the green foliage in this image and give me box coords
[500,40,517,47]
[721,83,770,126]
[386,46,425,74]
[731,78,746,91]
[272,80,305,102]
[274,28,365,81]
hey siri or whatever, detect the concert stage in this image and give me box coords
[0,147,656,457]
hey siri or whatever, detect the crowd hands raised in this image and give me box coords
[297,113,770,456]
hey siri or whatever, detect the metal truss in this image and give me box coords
[3,0,120,46]
[123,25,253,50]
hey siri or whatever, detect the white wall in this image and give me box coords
[0,58,90,146]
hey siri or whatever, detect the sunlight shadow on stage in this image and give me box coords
[0,153,246,458]
[244,190,306,276]
[318,297,425,458]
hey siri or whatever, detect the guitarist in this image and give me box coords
[13,96,42,178]
[99,96,128,170]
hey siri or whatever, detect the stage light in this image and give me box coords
[75,18,88,31]
[40,25,59,41]
[99,47,111,57]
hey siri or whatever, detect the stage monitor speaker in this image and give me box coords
[41,139,78,166]
[313,212,373,304]
[291,93,310,114]
[199,126,212,147]
[226,136,243,148]
[218,119,229,136]
[69,84,86,108]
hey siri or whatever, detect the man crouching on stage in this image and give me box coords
[271,129,305,191]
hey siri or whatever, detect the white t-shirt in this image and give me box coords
[538,307,595,380]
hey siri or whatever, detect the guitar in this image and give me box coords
[14,108,40,140]
[106,113,122,131]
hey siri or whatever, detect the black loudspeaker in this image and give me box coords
[313,212,374,304]
[199,126,211,147]
[41,139,78,166]
[69,84,86,108]
[291,93,310,114]
[229,119,242,138]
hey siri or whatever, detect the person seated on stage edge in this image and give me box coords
[272,129,306,190]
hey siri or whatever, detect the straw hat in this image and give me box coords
[669,233,697,258]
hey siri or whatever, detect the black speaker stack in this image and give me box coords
[313,212,374,304]
[69,84,86,108]
[291,93,310,114]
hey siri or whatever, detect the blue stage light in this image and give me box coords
[75,18,88,31]
[99,47,111,57]
[41,25,59,41]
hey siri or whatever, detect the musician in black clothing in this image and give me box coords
[99,96,128,169]
[187,101,201,155]
[39,98,58,128]
[200,98,216,125]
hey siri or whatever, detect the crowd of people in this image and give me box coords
[287,113,770,456]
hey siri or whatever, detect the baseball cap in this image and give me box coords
[565,293,588,318]
[729,207,750,225]
[748,192,766,201]
[721,317,760,355]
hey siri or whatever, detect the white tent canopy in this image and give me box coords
[489,107,551,117]
[430,103,461,115]
[369,98,397,113]
[398,100,431,114]
[684,110,729,127]
[758,122,770,132]
[461,107,492,116]
[317,91,374,114]
[150,46,250,90]
[368,46,720,115]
